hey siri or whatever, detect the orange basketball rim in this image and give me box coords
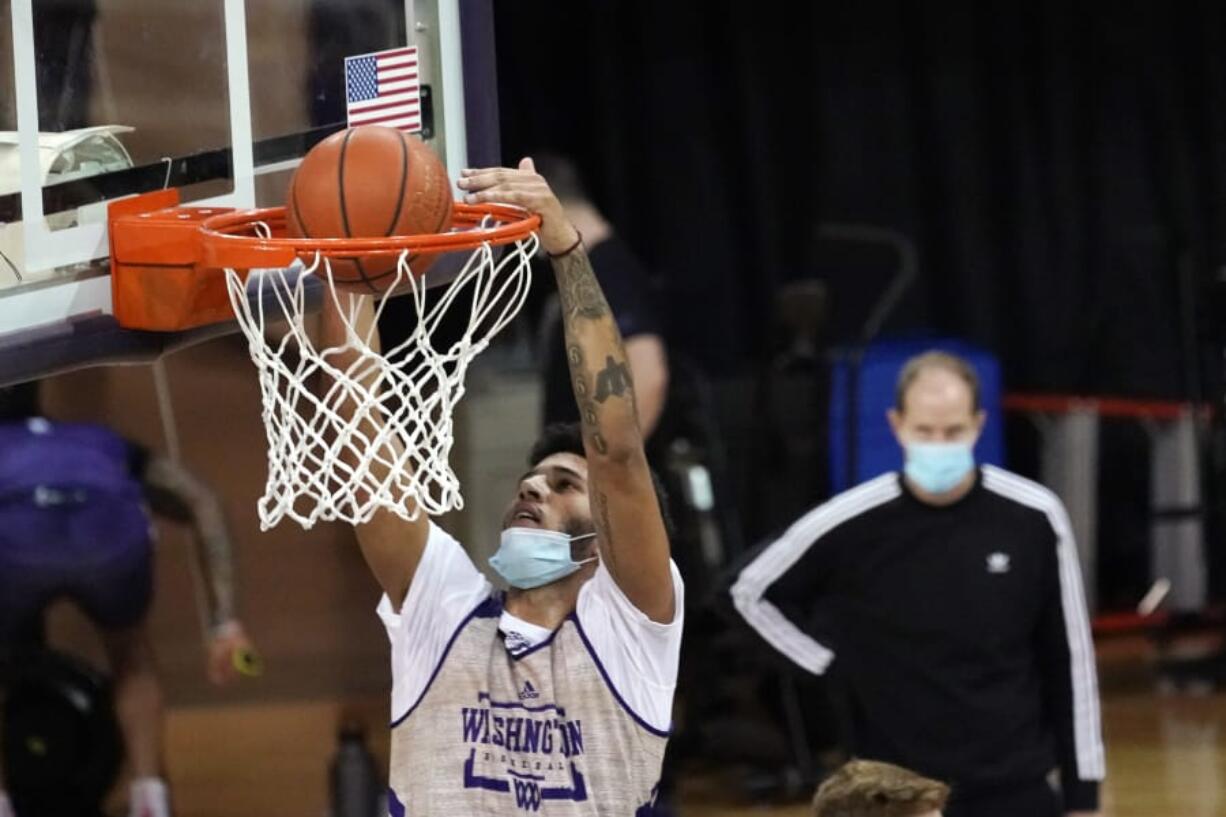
[107,187,540,332]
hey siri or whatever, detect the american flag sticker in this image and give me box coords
[344,46,422,132]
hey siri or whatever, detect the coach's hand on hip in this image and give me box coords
[457,157,580,255]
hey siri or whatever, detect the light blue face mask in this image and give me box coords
[489,527,598,590]
[903,441,976,494]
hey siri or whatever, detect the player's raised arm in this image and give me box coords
[459,158,674,622]
[317,292,430,609]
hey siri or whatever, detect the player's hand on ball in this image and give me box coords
[206,621,261,685]
[457,158,580,255]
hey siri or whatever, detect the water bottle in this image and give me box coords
[329,723,380,817]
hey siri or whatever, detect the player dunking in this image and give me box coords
[319,159,682,815]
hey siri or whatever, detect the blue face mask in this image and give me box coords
[489,527,598,590]
[903,441,976,494]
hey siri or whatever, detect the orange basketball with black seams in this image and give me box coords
[286,126,454,294]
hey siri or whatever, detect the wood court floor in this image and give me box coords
[140,681,1224,816]
[681,690,1226,817]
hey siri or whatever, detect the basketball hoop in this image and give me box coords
[209,203,539,530]
[110,194,540,530]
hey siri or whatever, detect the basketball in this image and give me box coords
[286,126,453,294]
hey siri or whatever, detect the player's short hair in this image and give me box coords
[812,760,950,817]
[529,423,675,540]
[895,351,981,414]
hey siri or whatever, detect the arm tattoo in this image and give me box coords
[594,491,616,566]
[554,248,611,320]
[594,356,632,403]
[144,458,237,626]
[554,246,637,456]
[193,501,237,627]
[567,343,608,455]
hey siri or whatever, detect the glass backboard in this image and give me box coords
[0,0,499,384]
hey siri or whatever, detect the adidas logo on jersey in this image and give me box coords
[518,680,540,700]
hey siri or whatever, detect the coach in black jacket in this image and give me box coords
[730,351,1104,817]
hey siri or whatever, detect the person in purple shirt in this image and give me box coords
[0,382,254,817]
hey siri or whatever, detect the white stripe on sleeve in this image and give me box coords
[982,465,1107,780]
[730,474,901,675]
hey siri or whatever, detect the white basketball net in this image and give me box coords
[223,229,538,530]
